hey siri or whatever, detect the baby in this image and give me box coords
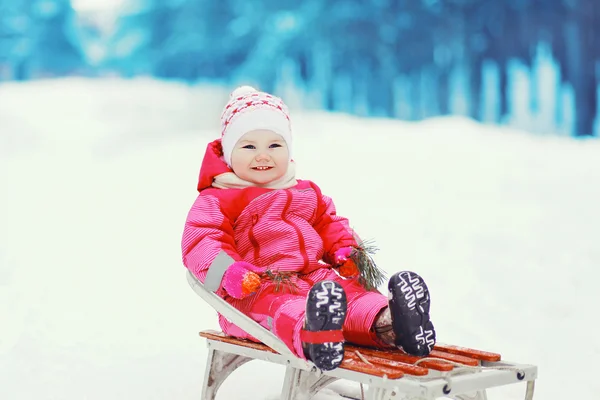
[181,86,436,371]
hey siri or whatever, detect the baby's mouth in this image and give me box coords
[252,166,273,171]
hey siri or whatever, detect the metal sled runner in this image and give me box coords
[187,271,538,400]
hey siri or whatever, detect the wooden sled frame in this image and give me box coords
[187,271,538,400]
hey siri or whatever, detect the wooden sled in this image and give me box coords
[187,270,537,400]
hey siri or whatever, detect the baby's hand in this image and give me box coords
[223,261,263,299]
[333,247,360,278]
[241,270,261,296]
[334,246,353,265]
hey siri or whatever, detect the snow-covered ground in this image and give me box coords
[1,78,599,399]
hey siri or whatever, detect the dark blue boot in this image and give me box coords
[301,280,347,371]
[388,271,436,356]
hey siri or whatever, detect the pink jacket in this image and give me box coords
[181,139,358,295]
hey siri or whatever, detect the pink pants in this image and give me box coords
[219,268,389,358]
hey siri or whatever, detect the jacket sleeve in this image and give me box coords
[181,193,241,296]
[312,190,359,264]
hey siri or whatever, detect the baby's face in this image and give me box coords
[230,129,289,185]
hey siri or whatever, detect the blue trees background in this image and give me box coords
[0,0,86,79]
[1,0,599,137]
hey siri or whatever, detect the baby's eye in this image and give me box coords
[242,145,256,149]
[269,143,282,148]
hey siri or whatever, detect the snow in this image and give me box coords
[1,77,599,399]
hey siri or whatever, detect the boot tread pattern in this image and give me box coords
[304,280,347,371]
[389,271,436,356]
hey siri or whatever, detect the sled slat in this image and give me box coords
[429,350,480,366]
[345,345,454,372]
[199,330,276,353]
[434,343,501,362]
[346,350,430,376]
[341,356,404,379]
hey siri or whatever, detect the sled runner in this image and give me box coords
[187,270,537,400]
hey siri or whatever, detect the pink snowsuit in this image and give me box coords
[181,139,388,358]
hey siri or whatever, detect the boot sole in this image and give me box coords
[304,280,347,371]
[388,271,436,356]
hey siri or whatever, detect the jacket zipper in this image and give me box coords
[248,214,260,260]
[282,191,309,270]
[244,192,275,262]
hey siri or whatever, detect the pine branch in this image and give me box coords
[263,268,298,294]
[350,239,387,291]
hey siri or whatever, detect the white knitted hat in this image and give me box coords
[220,86,292,166]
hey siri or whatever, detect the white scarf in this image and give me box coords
[212,162,298,190]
